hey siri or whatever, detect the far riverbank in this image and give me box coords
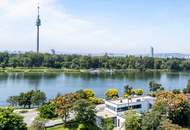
[0,67,177,73]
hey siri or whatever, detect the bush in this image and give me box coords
[31,117,46,130]
[133,89,143,96]
[89,97,104,104]
[0,107,27,130]
[83,89,95,98]
[38,102,58,119]
[102,117,114,130]
[105,88,119,99]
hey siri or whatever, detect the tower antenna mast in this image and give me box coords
[36,2,41,53]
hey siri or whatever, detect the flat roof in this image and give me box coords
[96,107,116,118]
[105,96,153,105]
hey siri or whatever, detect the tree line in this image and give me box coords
[0,52,190,71]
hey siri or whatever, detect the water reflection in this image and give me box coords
[0,71,189,106]
[64,71,161,81]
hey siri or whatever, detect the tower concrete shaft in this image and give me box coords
[36,5,41,53]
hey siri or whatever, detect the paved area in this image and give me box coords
[15,109,74,127]
[15,109,38,126]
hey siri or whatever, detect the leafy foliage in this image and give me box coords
[133,89,144,96]
[0,107,27,130]
[0,52,190,71]
[142,107,166,130]
[73,99,96,124]
[38,102,58,119]
[83,89,95,98]
[52,93,79,124]
[149,81,164,92]
[30,117,46,130]
[159,119,184,130]
[105,88,119,99]
[7,90,46,108]
[154,91,190,127]
[124,85,133,96]
[101,117,114,130]
[125,110,142,130]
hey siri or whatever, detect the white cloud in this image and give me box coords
[0,0,113,53]
[0,0,189,54]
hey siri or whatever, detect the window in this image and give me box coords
[132,104,142,109]
[117,104,142,112]
[117,119,120,127]
[106,104,116,111]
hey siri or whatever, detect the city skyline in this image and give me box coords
[1,0,190,54]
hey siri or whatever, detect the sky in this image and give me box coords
[0,0,190,54]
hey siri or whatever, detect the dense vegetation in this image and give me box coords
[125,92,190,130]
[0,107,27,130]
[0,52,190,71]
[29,89,103,130]
[7,90,46,108]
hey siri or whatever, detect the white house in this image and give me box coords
[96,96,154,130]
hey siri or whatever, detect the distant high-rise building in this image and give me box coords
[51,49,56,54]
[36,4,41,53]
[150,46,154,57]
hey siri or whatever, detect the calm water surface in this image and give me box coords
[0,72,190,106]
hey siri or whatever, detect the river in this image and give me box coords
[0,71,189,106]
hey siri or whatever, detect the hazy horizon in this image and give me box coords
[1,0,190,54]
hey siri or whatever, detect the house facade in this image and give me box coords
[96,96,154,130]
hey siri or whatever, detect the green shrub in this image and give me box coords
[30,117,46,130]
[105,88,119,99]
[89,97,104,104]
[38,102,58,119]
[133,89,144,96]
[83,89,95,98]
[0,107,27,130]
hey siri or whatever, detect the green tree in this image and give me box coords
[17,91,33,108]
[31,90,46,106]
[149,81,164,92]
[7,96,18,106]
[0,107,27,130]
[7,90,46,108]
[73,99,96,124]
[102,117,114,130]
[142,109,166,130]
[38,102,57,119]
[125,110,142,130]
